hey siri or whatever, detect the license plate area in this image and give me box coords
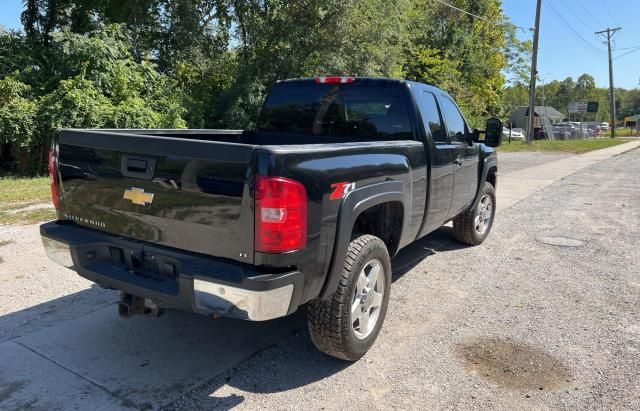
[75,243,180,295]
[129,251,177,282]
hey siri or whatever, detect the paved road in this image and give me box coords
[497,151,571,174]
[1,145,638,410]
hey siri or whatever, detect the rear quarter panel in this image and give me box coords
[254,141,426,302]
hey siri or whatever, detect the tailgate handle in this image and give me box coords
[121,155,156,180]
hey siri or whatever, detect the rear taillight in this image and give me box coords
[255,176,307,253]
[315,76,356,84]
[48,149,60,209]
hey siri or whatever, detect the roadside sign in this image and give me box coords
[569,101,598,114]
[568,101,587,113]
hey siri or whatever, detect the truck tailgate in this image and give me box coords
[56,130,256,264]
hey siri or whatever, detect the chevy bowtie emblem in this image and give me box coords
[123,187,154,206]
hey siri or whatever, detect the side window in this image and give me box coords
[440,96,468,144]
[417,91,447,143]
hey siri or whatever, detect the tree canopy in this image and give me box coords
[3,0,531,173]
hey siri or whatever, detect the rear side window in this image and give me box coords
[417,91,447,143]
[439,96,468,144]
[257,84,412,140]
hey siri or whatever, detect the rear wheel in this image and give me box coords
[307,235,391,361]
[452,182,496,245]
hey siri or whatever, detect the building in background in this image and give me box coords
[624,115,639,131]
[509,106,565,134]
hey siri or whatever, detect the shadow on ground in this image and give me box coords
[0,227,466,410]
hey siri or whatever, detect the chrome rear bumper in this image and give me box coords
[40,222,302,321]
[193,279,294,321]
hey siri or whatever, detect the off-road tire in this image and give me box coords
[452,182,496,245]
[307,234,391,361]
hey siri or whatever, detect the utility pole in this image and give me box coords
[595,27,621,138]
[527,0,542,144]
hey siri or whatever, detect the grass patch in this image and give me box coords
[498,138,628,154]
[0,177,56,225]
[0,177,52,208]
[615,128,639,137]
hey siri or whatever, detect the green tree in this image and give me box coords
[0,75,37,160]
[404,0,515,126]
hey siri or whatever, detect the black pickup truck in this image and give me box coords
[41,77,501,360]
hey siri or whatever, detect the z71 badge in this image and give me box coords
[330,182,356,200]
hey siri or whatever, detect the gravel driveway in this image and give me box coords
[171,148,640,410]
[1,149,638,410]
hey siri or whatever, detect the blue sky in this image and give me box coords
[504,0,639,89]
[1,0,638,89]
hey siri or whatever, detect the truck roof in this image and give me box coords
[276,77,441,91]
[277,77,406,85]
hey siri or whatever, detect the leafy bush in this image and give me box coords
[0,75,37,149]
[0,24,186,173]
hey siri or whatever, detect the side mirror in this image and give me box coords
[485,118,503,148]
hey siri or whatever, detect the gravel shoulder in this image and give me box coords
[0,224,116,343]
[170,148,640,410]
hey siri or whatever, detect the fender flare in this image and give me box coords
[319,180,406,299]
[472,156,498,209]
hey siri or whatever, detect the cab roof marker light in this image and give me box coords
[315,77,356,84]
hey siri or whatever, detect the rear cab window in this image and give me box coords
[416,91,447,144]
[257,81,413,140]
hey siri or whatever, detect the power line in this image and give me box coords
[547,0,604,56]
[614,47,640,61]
[576,0,604,30]
[430,0,527,31]
[599,0,620,27]
[556,0,598,32]
[431,0,490,22]
[546,0,606,59]
[615,45,640,51]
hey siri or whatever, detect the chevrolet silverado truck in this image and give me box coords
[41,77,502,361]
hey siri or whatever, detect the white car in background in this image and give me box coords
[503,127,525,141]
[600,122,610,132]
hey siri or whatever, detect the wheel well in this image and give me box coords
[351,201,403,256]
[486,166,497,188]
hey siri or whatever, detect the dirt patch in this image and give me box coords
[4,203,53,214]
[0,239,9,263]
[537,236,586,247]
[455,337,572,390]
